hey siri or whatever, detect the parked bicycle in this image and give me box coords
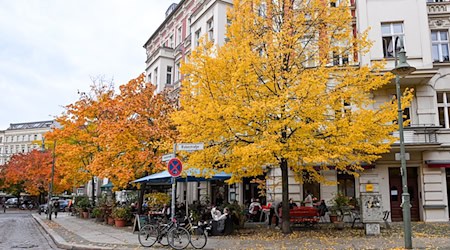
[138,217,190,249]
[181,213,210,249]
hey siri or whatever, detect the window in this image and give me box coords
[169,34,174,48]
[337,173,355,198]
[0,137,2,143]
[303,182,320,202]
[166,66,173,85]
[437,91,450,128]
[154,67,158,85]
[187,18,192,35]
[258,3,267,17]
[177,26,182,46]
[381,22,404,58]
[194,29,201,47]
[207,18,214,42]
[333,51,349,66]
[175,62,181,82]
[34,134,37,140]
[302,171,320,201]
[432,30,450,62]
[330,0,341,7]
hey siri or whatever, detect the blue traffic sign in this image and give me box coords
[168,158,183,177]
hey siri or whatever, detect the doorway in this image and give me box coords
[389,167,420,221]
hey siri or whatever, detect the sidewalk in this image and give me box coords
[33,212,450,249]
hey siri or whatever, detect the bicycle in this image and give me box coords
[138,216,190,249]
[182,213,210,249]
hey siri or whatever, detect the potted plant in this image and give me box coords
[112,206,131,227]
[329,193,350,230]
[75,196,91,219]
[92,207,104,222]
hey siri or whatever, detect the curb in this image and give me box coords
[32,214,112,250]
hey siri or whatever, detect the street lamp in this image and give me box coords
[42,137,56,221]
[390,37,416,249]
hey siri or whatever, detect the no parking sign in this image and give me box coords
[167,158,183,177]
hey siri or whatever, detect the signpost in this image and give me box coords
[168,158,183,177]
[162,153,175,162]
[177,143,204,151]
[169,142,204,220]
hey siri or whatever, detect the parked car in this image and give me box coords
[5,198,18,208]
[58,200,69,212]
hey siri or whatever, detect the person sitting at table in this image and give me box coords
[317,200,328,217]
[211,207,232,235]
[212,207,229,221]
[248,198,262,221]
[289,198,298,209]
[304,190,314,207]
[161,203,171,221]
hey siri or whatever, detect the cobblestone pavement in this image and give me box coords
[0,210,60,249]
[33,212,450,250]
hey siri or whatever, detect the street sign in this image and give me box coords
[177,143,204,151]
[162,153,175,162]
[168,158,183,177]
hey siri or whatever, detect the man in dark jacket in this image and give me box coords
[53,200,60,218]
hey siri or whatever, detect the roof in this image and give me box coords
[7,120,55,130]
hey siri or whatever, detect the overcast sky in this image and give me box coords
[0,0,171,129]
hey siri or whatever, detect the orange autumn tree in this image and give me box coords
[93,74,177,188]
[45,79,115,194]
[0,150,66,198]
[172,0,412,233]
[47,74,177,190]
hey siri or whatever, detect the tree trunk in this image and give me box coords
[280,158,291,234]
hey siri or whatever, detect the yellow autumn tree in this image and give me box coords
[172,0,411,233]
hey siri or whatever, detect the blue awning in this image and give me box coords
[132,168,232,184]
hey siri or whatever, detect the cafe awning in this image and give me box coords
[131,168,232,184]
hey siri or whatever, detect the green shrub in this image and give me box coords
[112,206,131,220]
[75,196,91,212]
[92,207,103,217]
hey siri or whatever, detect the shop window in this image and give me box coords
[337,173,355,198]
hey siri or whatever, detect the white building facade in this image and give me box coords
[144,0,450,222]
[0,120,55,166]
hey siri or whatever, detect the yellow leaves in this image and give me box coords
[171,0,405,184]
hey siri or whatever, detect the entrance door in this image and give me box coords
[388,167,420,221]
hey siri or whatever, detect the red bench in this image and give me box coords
[279,207,320,227]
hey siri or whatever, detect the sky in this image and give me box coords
[0,0,171,129]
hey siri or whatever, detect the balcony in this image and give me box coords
[391,124,441,148]
[145,45,175,65]
[428,1,450,15]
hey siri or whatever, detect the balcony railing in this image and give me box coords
[428,1,450,15]
[392,124,440,144]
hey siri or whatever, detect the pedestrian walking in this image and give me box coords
[1,197,6,213]
[53,200,60,218]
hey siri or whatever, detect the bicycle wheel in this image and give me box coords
[138,224,158,247]
[167,227,190,250]
[190,227,207,249]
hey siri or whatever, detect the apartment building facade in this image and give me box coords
[144,0,450,222]
[0,120,56,166]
